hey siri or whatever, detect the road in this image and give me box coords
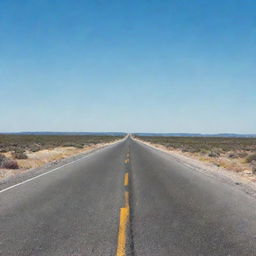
[1,136,256,256]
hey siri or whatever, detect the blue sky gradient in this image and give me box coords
[1,0,255,133]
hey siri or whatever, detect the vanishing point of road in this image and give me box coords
[1,136,256,256]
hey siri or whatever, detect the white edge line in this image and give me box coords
[0,154,90,194]
[0,139,123,194]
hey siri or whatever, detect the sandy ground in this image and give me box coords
[0,141,119,180]
[135,137,256,198]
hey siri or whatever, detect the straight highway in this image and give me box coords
[1,136,256,255]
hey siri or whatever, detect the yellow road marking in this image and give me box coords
[124,173,129,187]
[116,195,130,256]
[124,159,129,164]
[116,170,130,255]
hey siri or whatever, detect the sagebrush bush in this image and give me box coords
[238,152,248,158]
[0,153,19,169]
[251,161,256,174]
[0,154,6,168]
[208,151,220,158]
[246,153,256,163]
[228,153,238,159]
[62,143,84,148]
[1,159,19,169]
[12,151,28,159]
[0,153,7,163]
[29,144,42,152]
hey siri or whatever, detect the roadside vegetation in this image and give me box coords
[0,135,120,153]
[0,135,122,179]
[0,154,18,169]
[136,136,256,177]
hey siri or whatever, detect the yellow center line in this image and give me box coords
[116,178,130,255]
[124,173,129,187]
[124,159,129,164]
[116,207,129,256]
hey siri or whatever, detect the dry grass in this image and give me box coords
[16,144,105,169]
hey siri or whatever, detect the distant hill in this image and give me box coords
[134,133,256,138]
[1,132,127,136]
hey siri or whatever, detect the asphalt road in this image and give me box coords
[1,136,256,256]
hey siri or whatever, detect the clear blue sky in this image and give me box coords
[1,0,255,133]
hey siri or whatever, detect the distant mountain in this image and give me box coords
[1,132,256,138]
[134,133,256,138]
[1,132,127,136]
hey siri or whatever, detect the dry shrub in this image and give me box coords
[1,159,19,169]
[0,154,6,164]
[12,151,28,159]
[252,161,256,174]
[29,144,42,152]
[208,151,220,158]
[228,153,238,159]
[237,152,248,158]
[0,153,19,169]
[246,154,256,163]
[62,143,84,148]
